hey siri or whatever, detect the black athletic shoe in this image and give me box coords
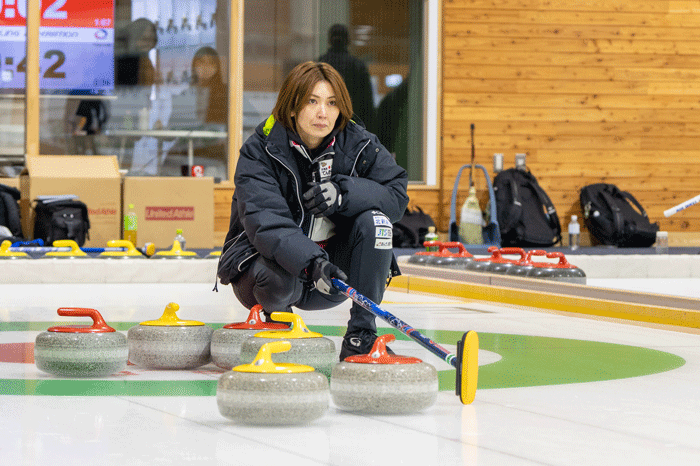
[339,328,395,361]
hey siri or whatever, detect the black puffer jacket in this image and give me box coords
[217,115,409,285]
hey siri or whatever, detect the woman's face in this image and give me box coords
[293,80,339,149]
[194,55,218,83]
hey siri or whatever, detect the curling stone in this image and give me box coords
[407,249,440,265]
[483,247,521,274]
[43,239,89,259]
[428,242,474,269]
[153,240,200,259]
[99,239,146,259]
[527,251,587,284]
[127,302,213,369]
[34,308,128,377]
[504,249,543,278]
[330,334,438,414]
[240,312,336,378]
[210,304,289,370]
[206,250,222,259]
[0,240,29,259]
[464,251,492,273]
[217,341,329,425]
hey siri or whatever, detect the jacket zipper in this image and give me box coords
[266,146,305,230]
[350,140,371,176]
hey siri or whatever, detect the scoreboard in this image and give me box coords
[0,0,114,92]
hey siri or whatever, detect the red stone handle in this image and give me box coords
[438,242,472,257]
[546,251,572,268]
[499,247,526,261]
[55,308,115,332]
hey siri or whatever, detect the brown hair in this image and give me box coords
[272,61,353,132]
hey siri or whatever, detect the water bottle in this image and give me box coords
[459,186,483,244]
[424,226,439,252]
[568,215,580,251]
[655,231,668,254]
[174,228,186,250]
[123,203,137,246]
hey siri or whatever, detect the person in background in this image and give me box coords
[115,18,158,86]
[165,47,228,175]
[190,46,228,125]
[319,24,376,133]
[67,99,108,155]
[217,61,408,360]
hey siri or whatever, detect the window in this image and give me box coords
[0,0,231,180]
[242,0,432,183]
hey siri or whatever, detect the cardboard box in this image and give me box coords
[122,177,214,249]
[20,156,121,247]
[0,177,20,190]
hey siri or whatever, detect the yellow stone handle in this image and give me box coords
[53,239,83,252]
[0,240,28,257]
[232,341,314,373]
[254,312,323,339]
[105,239,141,256]
[49,240,87,256]
[139,302,205,326]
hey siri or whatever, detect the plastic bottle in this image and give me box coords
[459,186,483,244]
[174,229,186,250]
[123,204,137,245]
[424,226,439,252]
[568,215,580,251]
[655,231,668,254]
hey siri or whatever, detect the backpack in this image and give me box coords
[493,168,562,247]
[392,206,436,248]
[33,197,91,246]
[0,183,23,242]
[580,183,659,248]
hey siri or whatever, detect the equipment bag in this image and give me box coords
[0,183,23,241]
[392,206,436,248]
[33,198,90,246]
[493,168,562,247]
[580,183,658,247]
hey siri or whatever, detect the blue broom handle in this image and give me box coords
[332,278,458,368]
[9,246,126,253]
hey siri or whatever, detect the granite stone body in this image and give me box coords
[217,371,329,425]
[240,336,336,378]
[211,328,262,370]
[34,331,128,377]
[330,361,439,414]
[128,324,213,369]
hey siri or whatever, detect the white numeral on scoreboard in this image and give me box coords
[0,0,27,19]
[0,0,68,20]
[43,0,67,20]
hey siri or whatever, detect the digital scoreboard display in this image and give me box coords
[0,0,114,93]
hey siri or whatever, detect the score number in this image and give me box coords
[1,50,66,79]
[0,0,68,20]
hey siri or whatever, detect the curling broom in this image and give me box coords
[332,278,479,405]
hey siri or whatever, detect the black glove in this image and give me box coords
[309,257,348,295]
[303,181,341,217]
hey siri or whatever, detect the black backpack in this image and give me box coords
[33,198,91,246]
[493,168,562,247]
[580,183,659,248]
[0,183,23,241]
[392,206,436,248]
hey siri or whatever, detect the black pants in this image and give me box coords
[231,210,394,333]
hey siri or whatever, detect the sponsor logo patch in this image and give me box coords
[318,159,333,179]
[375,238,392,249]
[373,215,391,227]
[376,227,392,238]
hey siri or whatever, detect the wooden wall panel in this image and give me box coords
[441,0,700,236]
